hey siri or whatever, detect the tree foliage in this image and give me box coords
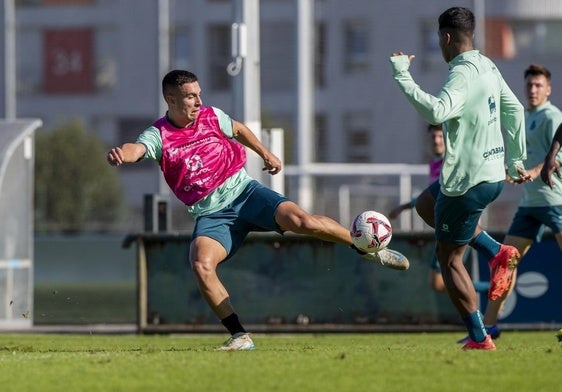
[34,120,124,232]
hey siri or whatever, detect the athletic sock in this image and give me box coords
[221,313,246,336]
[472,280,490,293]
[462,310,487,342]
[471,231,501,260]
[430,253,440,268]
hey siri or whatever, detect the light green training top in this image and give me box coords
[521,101,562,206]
[390,50,526,197]
[136,106,253,219]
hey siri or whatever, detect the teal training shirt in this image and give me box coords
[521,101,562,207]
[391,50,526,197]
[136,106,253,219]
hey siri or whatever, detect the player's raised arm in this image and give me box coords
[107,142,146,166]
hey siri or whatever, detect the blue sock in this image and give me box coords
[472,280,490,293]
[471,231,501,260]
[430,253,440,271]
[461,310,487,342]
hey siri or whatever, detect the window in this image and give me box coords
[207,24,231,91]
[315,22,326,88]
[344,112,371,163]
[343,20,370,73]
[95,27,117,91]
[16,29,42,94]
[172,29,191,70]
[16,0,93,5]
[509,20,562,57]
[420,20,442,70]
[483,19,562,59]
[485,19,515,59]
[261,21,295,92]
[315,114,328,162]
[42,0,93,4]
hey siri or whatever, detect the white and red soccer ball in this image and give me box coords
[350,210,392,253]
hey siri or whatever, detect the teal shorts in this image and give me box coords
[428,179,440,199]
[507,205,562,240]
[435,181,503,244]
[192,180,289,259]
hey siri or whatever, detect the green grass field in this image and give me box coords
[0,331,559,391]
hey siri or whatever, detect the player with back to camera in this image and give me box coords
[390,7,530,350]
[388,123,489,295]
[472,64,562,342]
[107,69,409,351]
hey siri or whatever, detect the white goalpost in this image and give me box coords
[0,118,42,329]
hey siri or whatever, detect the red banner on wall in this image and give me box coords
[43,28,94,94]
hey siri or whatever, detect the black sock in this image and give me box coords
[221,313,246,335]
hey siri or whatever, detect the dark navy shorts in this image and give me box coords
[507,205,562,240]
[428,179,440,199]
[435,181,503,244]
[428,179,472,270]
[192,180,289,259]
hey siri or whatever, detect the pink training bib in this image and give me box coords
[154,106,247,206]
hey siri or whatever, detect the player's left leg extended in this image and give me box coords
[274,200,409,270]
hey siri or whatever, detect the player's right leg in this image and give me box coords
[190,205,256,350]
[459,222,535,344]
[436,242,479,315]
[190,236,255,351]
[189,235,231,318]
[435,186,496,349]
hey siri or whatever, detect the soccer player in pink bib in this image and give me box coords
[107,70,409,350]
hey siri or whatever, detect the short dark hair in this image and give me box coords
[427,123,443,132]
[524,64,551,82]
[162,70,198,97]
[438,7,475,37]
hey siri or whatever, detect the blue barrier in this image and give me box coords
[478,235,561,325]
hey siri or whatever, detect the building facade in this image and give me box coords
[5,0,562,231]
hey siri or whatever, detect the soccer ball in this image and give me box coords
[350,210,392,253]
